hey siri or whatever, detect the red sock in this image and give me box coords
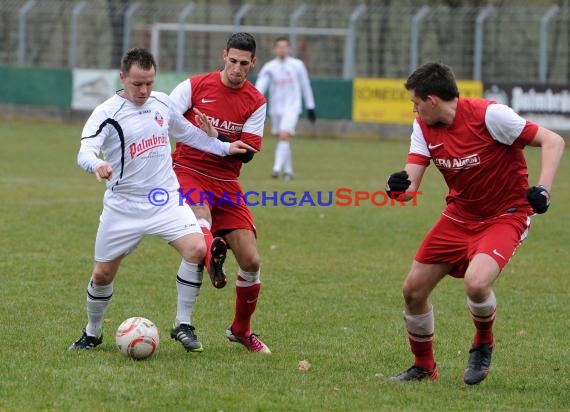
[200,226,214,272]
[408,333,435,371]
[472,310,495,346]
[231,276,261,337]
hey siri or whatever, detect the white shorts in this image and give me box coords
[94,190,201,262]
[270,111,299,135]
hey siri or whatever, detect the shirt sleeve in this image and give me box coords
[241,103,266,151]
[298,61,315,110]
[169,79,192,115]
[407,119,431,165]
[168,101,230,156]
[77,108,109,173]
[255,65,271,95]
[485,103,539,146]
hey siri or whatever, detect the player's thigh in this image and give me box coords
[224,229,260,272]
[464,216,530,298]
[147,201,205,262]
[403,260,451,305]
[270,114,282,135]
[175,167,213,222]
[470,215,530,272]
[211,181,257,235]
[94,195,145,263]
[280,111,299,136]
[170,232,207,263]
[415,215,471,278]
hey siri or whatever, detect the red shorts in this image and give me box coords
[415,212,531,278]
[174,165,256,237]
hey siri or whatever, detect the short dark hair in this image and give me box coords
[405,62,459,101]
[121,48,157,74]
[274,37,289,46]
[226,32,256,57]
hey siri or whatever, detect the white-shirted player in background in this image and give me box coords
[255,37,316,180]
[69,48,254,352]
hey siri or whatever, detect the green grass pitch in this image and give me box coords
[0,120,568,411]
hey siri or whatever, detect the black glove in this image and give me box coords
[307,109,316,124]
[526,185,550,214]
[217,133,255,163]
[386,170,411,199]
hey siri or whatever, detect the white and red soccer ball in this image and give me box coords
[115,317,159,360]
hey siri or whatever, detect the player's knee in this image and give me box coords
[238,253,260,272]
[464,274,490,302]
[92,266,116,285]
[181,239,207,263]
[402,278,428,308]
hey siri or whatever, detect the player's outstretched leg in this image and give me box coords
[227,268,271,354]
[69,278,112,351]
[171,259,204,352]
[198,218,227,289]
[272,140,287,178]
[390,308,438,382]
[463,291,496,385]
[283,141,293,181]
[208,237,228,289]
[69,258,120,351]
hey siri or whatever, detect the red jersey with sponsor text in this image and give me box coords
[407,98,538,220]
[171,71,266,180]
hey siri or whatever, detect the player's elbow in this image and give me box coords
[543,131,566,158]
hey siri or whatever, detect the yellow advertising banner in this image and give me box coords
[352,78,483,124]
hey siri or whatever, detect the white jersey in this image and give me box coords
[78,91,230,196]
[255,56,315,116]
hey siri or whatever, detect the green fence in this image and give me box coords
[1,67,72,107]
[0,67,352,120]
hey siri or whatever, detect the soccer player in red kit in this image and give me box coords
[387,62,565,384]
[169,32,270,354]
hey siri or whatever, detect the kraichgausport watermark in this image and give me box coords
[147,188,421,207]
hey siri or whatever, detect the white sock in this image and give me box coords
[85,279,113,337]
[404,307,434,339]
[236,267,261,287]
[467,290,496,320]
[273,140,289,174]
[283,141,293,175]
[176,260,203,326]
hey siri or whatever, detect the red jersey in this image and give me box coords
[170,71,266,180]
[407,98,539,220]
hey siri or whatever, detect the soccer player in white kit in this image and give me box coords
[69,48,254,352]
[255,37,316,180]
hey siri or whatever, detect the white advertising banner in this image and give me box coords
[72,69,117,110]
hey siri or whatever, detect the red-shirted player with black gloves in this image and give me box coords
[387,62,564,384]
[169,33,270,354]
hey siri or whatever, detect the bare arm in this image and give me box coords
[527,126,565,190]
[405,163,427,194]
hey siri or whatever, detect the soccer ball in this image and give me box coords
[115,317,160,360]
